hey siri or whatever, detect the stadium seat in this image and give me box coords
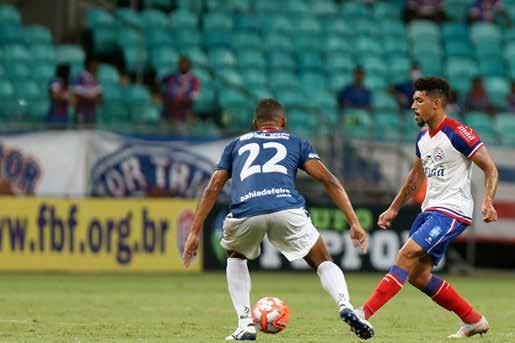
[267,51,296,70]
[283,0,310,14]
[361,56,387,77]
[145,29,173,48]
[296,17,321,33]
[259,15,294,34]
[92,26,117,54]
[222,104,254,131]
[124,84,151,116]
[122,46,148,72]
[381,20,406,37]
[137,104,161,124]
[102,83,123,104]
[479,58,506,77]
[299,72,327,93]
[202,30,233,49]
[340,1,371,18]
[32,45,56,65]
[470,23,501,44]
[464,111,498,144]
[293,34,324,54]
[206,0,251,12]
[193,87,216,114]
[444,40,473,58]
[114,8,142,30]
[373,2,401,19]
[324,18,352,35]
[171,29,201,50]
[408,20,440,42]
[98,64,120,85]
[230,32,263,50]
[263,33,294,52]
[55,45,85,66]
[287,110,317,136]
[0,4,21,26]
[208,49,236,68]
[296,52,324,72]
[352,18,381,37]
[4,63,30,81]
[241,69,267,87]
[33,64,55,86]
[23,25,52,45]
[354,36,382,57]
[204,12,234,31]
[329,73,353,93]
[342,108,373,138]
[176,0,203,13]
[0,79,17,118]
[118,29,144,48]
[373,92,399,112]
[268,71,299,89]
[255,0,282,13]
[312,1,337,15]
[143,0,173,10]
[141,9,169,30]
[323,34,352,53]
[235,14,260,32]
[216,68,244,86]
[388,56,411,84]
[237,51,266,69]
[445,0,470,22]
[275,88,306,108]
[485,76,510,108]
[87,8,116,29]
[169,10,197,30]
[383,37,408,56]
[309,89,336,109]
[150,46,179,70]
[181,47,207,65]
[219,88,248,108]
[365,75,387,92]
[504,42,515,62]
[251,86,273,100]
[375,112,403,141]
[0,24,22,44]
[441,22,468,41]
[495,113,515,144]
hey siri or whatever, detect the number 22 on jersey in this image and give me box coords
[238,142,288,181]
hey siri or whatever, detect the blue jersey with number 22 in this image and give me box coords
[216,130,320,218]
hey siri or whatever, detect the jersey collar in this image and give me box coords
[429,117,448,138]
[258,127,282,132]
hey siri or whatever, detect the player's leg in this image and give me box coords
[362,238,424,319]
[221,214,267,341]
[267,208,373,339]
[408,239,488,337]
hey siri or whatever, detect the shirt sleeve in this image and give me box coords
[299,139,320,170]
[450,124,483,158]
[415,129,425,158]
[215,140,235,176]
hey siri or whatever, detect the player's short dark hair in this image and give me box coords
[255,98,284,123]
[414,77,450,102]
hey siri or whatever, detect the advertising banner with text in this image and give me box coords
[0,197,200,271]
[203,204,448,272]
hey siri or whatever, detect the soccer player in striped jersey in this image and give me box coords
[347,77,498,339]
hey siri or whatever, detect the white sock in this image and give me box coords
[226,258,253,328]
[317,261,352,310]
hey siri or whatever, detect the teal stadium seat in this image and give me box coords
[206,0,251,12]
[381,20,406,37]
[5,63,30,81]
[263,33,294,52]
[267,51,296,70]
[296,52,323,72]
[169,10,197,30]
[32,45,56,65]
[235,14,259,32]
[208,49,236,68]
[2,44,30,64]
[203,30,233,49]
[365,75,387,92]
[340,1,371,18]
[373,92,399,112]
[361,56,387,78]
[124,84,151,118]
[445,0,470,22]
[217,68,244,87]
[176,0,203,13]
[373,2,401,19]
[181,47,207,65]
[479,57,506,77]
[55,45,85,66]
[150,46,179,71]
[204,12,234,31]
[444,40,473,58]
[293,34,323,54]
[275,88,306,108]
[296,17,321,33]
[251,86,274,100]
[231,32,263,50]
[145,29,173,49]
[312,0,337,16]
[329,73,353,93]
[0,79,16,117]
[309,89,336,109]
[383,37,408,57]
[323,34,352,54]
[299,72,327,93]
[23,25,52,45]
[268,70,299,89]
[464,111,498,144]
[388,56,411,84]
[0,24,22,44]
[408,20,440,42]
[141,9,169,30]
[138,104,161,124]
[194,86,216,113]
[98,64,120,85]
[470,23,501,44]
[352,18,381,37]
[375,112,403,141]
[495,113,515,145]
[324,18,352,35]
[237,51,266,69]
[485,77,510,109]
[123,46,148,73]
[342,108,373,138]
[241,69,267,87]
[114,8,142,30]
[255,0,282,13]
[287,110,317,136]
[143,0,173,10]
[219,88,248,108]
[354,36,382,57]
[33,64,54,87]
[441,22,468,41]
[171,29,201,50]
[283,0,310,15]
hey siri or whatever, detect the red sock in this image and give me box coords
[363,266,407,319]
[424,276,481,324]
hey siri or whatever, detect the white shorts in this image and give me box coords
[220,208,320,261]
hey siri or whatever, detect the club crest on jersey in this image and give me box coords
[90,144,229,197]
[433,147,445,162]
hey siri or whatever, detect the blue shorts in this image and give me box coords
[409,211,468,265]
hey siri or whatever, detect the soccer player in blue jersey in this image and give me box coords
[345,77,498,339]
[183,99,373,340]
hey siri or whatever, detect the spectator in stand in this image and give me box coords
[391,64,421,110]
[72,57,103,125]
[338,66,372,112]
[507,80,515,112]
[468,0,511,26]
[463,76,496,115]
[47,63,73,128]
[404,0,447,23]
[159,56,201,123]
[446,89,461,115]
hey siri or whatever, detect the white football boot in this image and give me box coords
[225,323,257,341]
[448,316,489,338]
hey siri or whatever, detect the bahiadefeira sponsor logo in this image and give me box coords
[90,143,229,199]
[240,187,292,202]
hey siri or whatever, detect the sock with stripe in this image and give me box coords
[363,265,408,319]
[422,275,482,324]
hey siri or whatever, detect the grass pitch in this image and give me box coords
[0,272,513,342]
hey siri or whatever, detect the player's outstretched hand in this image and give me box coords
[377,208,398,230]
[182,231,200,268]
[349,223,368,254]
[481,199,497,223]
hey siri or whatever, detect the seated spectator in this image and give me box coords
[159,56,201,123]
[507,80,515,112]
[391,64,421,109]
[468,0,511,26]
[446,89,461,115]
[404,0,447,23]
[72,57,103,125]
[338,67,371,111]
[48,64,73,128]
[463,76,495,115]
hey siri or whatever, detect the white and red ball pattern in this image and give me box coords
[252,296,289,334]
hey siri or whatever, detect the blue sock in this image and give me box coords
[422,275,444,297]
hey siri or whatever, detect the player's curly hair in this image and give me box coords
[255,98,285,123]
[414,77,450,101]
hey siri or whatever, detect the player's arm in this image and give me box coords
[471,146,498,223]
[378,158,425,229]
[183,169,230,267]
[303,159,368,253]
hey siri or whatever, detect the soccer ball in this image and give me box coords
[252,296,289,334]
